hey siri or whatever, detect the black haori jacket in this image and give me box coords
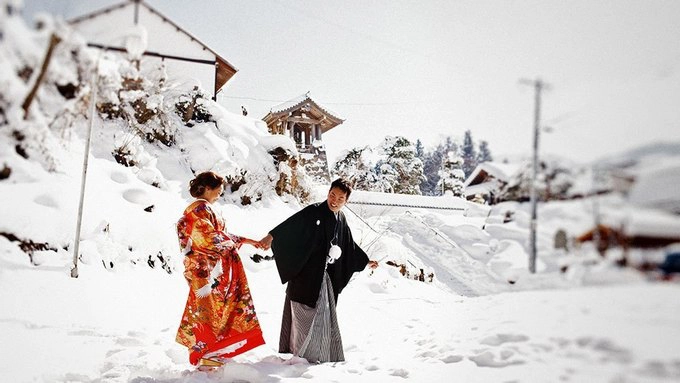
[270,201,369,308]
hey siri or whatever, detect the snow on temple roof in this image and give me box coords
[269,92,342,121]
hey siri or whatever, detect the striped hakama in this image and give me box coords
[279,271,345,363]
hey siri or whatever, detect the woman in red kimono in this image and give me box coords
[176,171,265,367]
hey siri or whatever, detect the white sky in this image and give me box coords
[23,0,680,163]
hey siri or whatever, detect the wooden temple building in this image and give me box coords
[263,93,344,183]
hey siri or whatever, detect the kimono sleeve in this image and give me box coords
[269,205,317,284]
[327,214,369,300]
[187,202,237,257]
[225,232,245,249]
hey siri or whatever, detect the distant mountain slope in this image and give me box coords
[594,141,680,169]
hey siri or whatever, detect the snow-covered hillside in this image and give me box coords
[0,3,309,262]
[2,4,680,383]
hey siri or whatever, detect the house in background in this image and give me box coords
[69,0,237,99]
[576,208,680,263]
[463,162,519,204]
[627,162,680,215]
[263,92,344,183]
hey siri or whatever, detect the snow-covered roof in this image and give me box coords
[624,208,680,239]
[464,161,520,187]
[263,92,344,135]
[464,181,499,197]
[68,0,237,95]
[628,162,680,214]
[270,93,310,114]
[268,92,342,122]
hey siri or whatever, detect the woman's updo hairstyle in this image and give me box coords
[189,171,225,198]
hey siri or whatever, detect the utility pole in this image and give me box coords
[520,78,548,273]
[591,165,602,255]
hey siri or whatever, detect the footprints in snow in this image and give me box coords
[410,330,640,371]
[469,350,525,368]
[480,333,529,346]
[441,354,464,363]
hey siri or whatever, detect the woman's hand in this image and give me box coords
[241,237,263,249]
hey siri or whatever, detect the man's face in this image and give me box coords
[326,187,348,213]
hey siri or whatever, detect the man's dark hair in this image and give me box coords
[330,178,352,199]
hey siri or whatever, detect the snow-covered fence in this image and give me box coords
[347,190,489,219]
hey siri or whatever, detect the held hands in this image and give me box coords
[250,234,376,267]
[242,237,267,250]
[241,234,272,250]
[257,234,273,250]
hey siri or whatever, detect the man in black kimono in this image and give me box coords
[259,178,378,363]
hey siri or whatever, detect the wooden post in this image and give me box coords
[71,58,100,278]
[287,121,294,139]
[22,33,61,120]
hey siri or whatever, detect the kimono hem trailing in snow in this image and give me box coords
[176,200,265,365]
[270,201,368,362]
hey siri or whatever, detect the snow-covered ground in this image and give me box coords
[2,143,679,382]
[2,230,680,383]
[1,4,680,382]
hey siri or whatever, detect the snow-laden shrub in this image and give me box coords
[333,136,425,194]
[174,87,213,126]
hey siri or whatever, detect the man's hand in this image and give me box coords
[367,260,378,269]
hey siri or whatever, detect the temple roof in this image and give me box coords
[263,92,344,133]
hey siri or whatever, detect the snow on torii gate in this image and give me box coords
[69,0,237,99]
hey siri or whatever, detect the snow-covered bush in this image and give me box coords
[332,136,425,194]
[333,146,384,191]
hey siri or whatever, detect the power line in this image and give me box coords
[220,95,435,106]
[220,95,283,103]
[269,0,443,66]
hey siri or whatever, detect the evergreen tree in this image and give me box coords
[477,140,493,163]
[436,151,465,197]
[461,130,477,178]
[375,136,425,194]
[415,139,428,193]
[421,136,457,196]
[332,146,381,191]
[374,162,396,193]
[415,139,425,159]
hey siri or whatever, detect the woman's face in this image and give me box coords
[203,184,224,203]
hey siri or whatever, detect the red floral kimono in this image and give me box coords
[176,200,265,365]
